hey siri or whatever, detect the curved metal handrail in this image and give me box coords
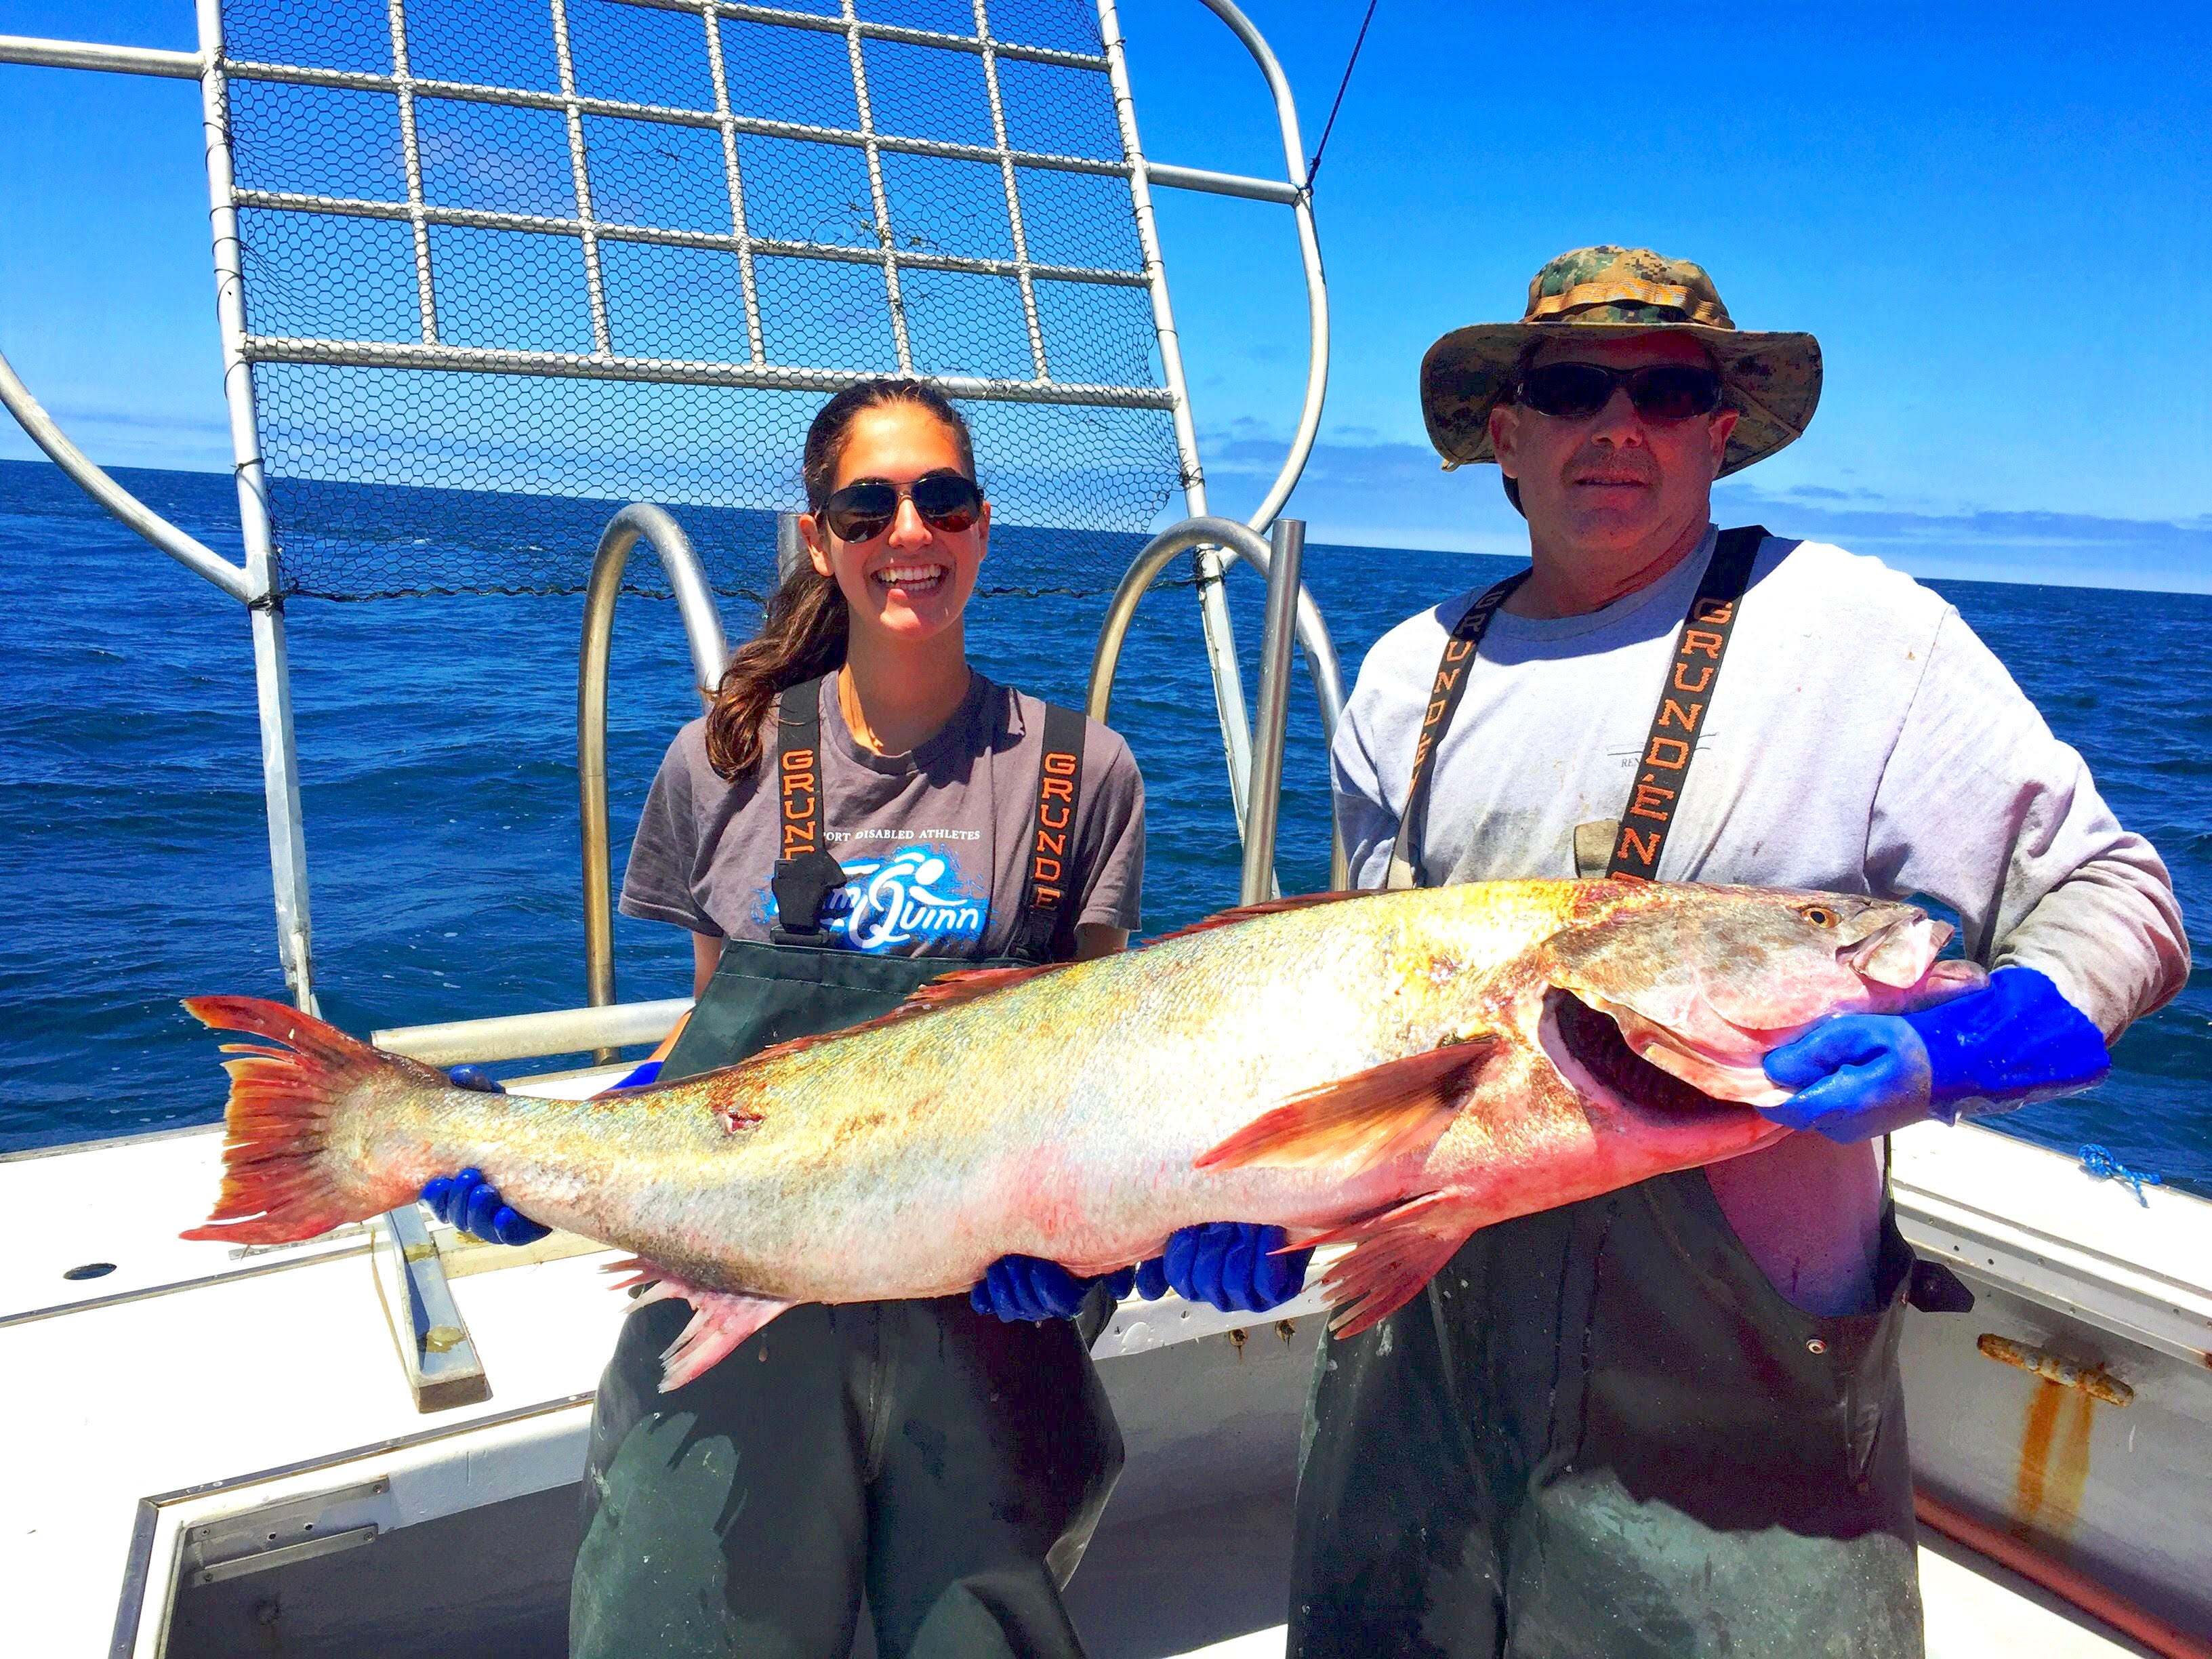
[0,342,254,602]
[1087,518,1342,734]
[1088,516,1348,891]
[579,504,731,1021]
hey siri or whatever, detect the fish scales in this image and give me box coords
[183,879,1980,1385]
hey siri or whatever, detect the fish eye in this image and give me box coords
[1798,905,1840,928]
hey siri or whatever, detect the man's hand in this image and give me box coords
[1761,965,2109,1144]
[420,1067,551,1245]
[970,1256,1136,1322]
[1134,1222,1312,1315]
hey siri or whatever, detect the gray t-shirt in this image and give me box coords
[621,672,1144,957]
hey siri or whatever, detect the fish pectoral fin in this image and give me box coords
[605,1258,794,1391]
[1317,1191,1480,1339]
[1193,1038,1501,1174]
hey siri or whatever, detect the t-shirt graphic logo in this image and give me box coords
[816,845,987,953]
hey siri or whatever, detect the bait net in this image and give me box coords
[214,0,1188,602]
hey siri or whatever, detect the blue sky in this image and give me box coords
[3,1,2207,590]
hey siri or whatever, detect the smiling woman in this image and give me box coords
[556,377,1158,1656]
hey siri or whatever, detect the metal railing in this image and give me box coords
[1087,516,1348,897]
[577,504,731,1045]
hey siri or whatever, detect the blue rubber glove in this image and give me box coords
[970,1256,1136,1322]
[1135,1222,1312,1315]
[420,1067,551,1245]
[1762,965,2109,1145]
[610,1058,662,1090]
[421,1166,552,1246]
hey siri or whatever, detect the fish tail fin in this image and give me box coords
[1194,1038,1500,1174]
[179,995,422,1245]
[605,1258,793,1390]
[1318,1191,1481,1338]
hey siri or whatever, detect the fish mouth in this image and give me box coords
[1541,987,1747,1128]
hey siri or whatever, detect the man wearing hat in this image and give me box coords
[1290,247,2187,1656]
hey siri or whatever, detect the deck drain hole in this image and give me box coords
[64,1262,118,1281]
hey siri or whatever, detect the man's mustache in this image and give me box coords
[1563,444,1660,485]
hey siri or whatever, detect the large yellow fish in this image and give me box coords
[185,879,1978,1387]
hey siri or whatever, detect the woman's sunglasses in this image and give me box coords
[817,471,985,543]
[1511,362,1725,423]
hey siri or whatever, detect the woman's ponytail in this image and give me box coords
[701,376,975,781]
[701,565,848,779]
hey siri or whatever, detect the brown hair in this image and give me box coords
[702,379,978,780]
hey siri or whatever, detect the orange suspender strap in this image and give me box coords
[1010,702,1086,964]
[1603,525,1765,880]
[768,676,846,944]
[1383,527,1767,890]
[1381,569,1528,890]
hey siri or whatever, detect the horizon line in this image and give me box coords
[5,453,2208,601]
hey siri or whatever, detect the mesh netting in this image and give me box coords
[216,0,1188,600]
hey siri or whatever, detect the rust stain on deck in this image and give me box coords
[2011,1378,2096,1542]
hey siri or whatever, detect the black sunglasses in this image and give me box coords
[817,470,984,543]
[1512,361,1725,423]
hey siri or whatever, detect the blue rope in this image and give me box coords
[2078,1143,2162,1206]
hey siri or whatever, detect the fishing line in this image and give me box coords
[1306,0,1382,190]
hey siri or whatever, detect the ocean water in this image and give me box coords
[1,459,2205,1198]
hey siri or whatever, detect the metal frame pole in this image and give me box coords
[197,0,319,1014]
[0,33,203,76]
[1240,516,1303,904]
[1094,0,1257,840]
[0,347,251,600]
[1187,0,1328,533]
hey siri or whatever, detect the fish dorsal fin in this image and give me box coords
[737,959,1074,1070]
[1143,888,1372,949]
[900,960,1067,1012]
[731,893,1367,1071]
[1194,1037,1500,1174]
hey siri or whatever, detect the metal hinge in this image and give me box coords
[179,1478,387,1586]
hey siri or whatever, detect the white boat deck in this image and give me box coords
[4,1100,2205,1657]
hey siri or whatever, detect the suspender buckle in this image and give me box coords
[771,848,848,945]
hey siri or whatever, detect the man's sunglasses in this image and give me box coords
[1511,362,1725,423]
[817,471,984,543]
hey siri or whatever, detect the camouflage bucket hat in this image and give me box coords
[1419,245,1822,477]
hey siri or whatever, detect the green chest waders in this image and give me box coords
[1292,531,1941,1659]
[571,682,1122,1659]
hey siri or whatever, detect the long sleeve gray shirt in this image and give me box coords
[1331,528,2188,1039]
